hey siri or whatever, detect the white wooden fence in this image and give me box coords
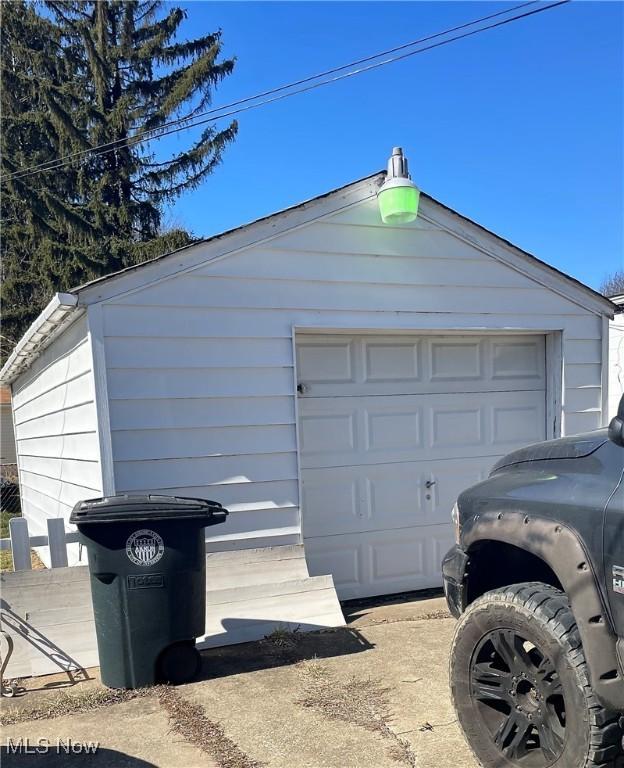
[1,516,80,570]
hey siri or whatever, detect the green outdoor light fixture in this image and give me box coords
[377,147,420,224]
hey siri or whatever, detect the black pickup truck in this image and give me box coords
[443,395,624,768]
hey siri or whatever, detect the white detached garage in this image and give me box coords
[1,168,615,604]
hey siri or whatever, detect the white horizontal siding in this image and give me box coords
[137,479,299,512]
[11,314,102,545]
[109,395,294,430]
[563,387,603,413]
[101,198,606,551]
[115,452,298,491]
[564,363,603,389]
[123,479,301,548]
[20,455,101,490]
[110,474,301,550]
[563,338,603,364]
[103,304,603,340]
[194,244,538,287]
[114,274,586,316]
[12,315,89,394]
[14,402,98,440]
[107,367,293,399]
[19,485,74,528]
[12,341,93,410]
[111,424,296,461]
[17,431,100,460]
[13,371,94,425]
[105,337,292,369]
[20,470,99,509]
[268,220,504,260]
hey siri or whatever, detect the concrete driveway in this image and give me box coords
[1,593,477,768]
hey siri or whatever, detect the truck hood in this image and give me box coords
[491,430,609,473]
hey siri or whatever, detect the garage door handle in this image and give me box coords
[425,480,436,489]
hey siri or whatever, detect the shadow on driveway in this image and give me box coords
[341,587,445,625]
[197,623,374,682]
[1,747,156,767]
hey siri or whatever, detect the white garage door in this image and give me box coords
[296,333,546,599]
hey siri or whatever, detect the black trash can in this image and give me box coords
[70,494,227,689]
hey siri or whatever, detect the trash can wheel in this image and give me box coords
[156,641,202,685]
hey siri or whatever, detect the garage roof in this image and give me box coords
[1,171,617,384]
[610,294,624,311]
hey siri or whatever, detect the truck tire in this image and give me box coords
[449,582,622,767]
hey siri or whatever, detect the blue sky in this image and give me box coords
[160,1,623,291]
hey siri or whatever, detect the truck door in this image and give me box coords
[604,476,624,636]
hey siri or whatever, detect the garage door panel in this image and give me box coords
[371,532,427,584]
[302,464,424,536]
[300,398,423,466]
[366,409,421,452]
[299,410,357,456]
[491,340,543,380]
[306,536,363,594]
[367,466,425,527]
[302,464,424,537]
[364,340,421,383]
[303,457,490,540]
[492,403,545,446]
[300,391,544,469]
[431,406,484,448]
[430,339,482,381]
[306,525,452,599]
[296,339,356,385]
[301,475,359,537]
[297,334,545,397]
[305,539,363,595]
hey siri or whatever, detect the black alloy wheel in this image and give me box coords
[450,583,622,768]
[470,628,565,765]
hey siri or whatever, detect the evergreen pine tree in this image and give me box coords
[1,1,237,356]
[1,0,80,351]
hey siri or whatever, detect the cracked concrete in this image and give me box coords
[1,593,476,767]
[1,697,212,767]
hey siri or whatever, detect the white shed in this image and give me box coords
[609,294,624,418]
[1,170,616,601]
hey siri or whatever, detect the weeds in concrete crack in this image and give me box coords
[354,610,450,628]
[296,660,417,767]
[157,685,263,768]
[262,624,302,650]
[0,687,150,725]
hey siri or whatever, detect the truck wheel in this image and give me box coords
[450,582,622,767]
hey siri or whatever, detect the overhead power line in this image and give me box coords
[2,0,569,184]
[5,0,539,183]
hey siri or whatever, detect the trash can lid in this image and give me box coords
[69,494,227,524]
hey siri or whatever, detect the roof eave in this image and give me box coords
[0,293,81,385]
[419,193,616,319]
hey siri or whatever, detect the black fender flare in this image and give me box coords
[462,510,624,712]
